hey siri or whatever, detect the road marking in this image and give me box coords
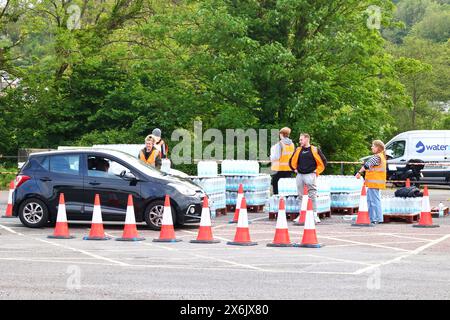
[353,233,450,275]
[190,253,267,272]
[0,257,118,266]
[320,236,413,252]
[0,224,24,236]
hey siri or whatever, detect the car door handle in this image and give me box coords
[89,182,101,186]
[40,177,52,182]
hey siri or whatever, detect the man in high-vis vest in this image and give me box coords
[270,127,295,194]
[356,140,386,224]
[138,135,162,169]
[289,133,327,223]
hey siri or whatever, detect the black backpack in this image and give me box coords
[394,187,423,198]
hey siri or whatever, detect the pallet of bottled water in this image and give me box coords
[209,192,227,212]
[221,160,260,176]
[197,161,218,177]
[278,177,331,197]
[331,192,360,208]
[190,177,226,195]
[326,175,364,193]
[382,196,422,215]
[226,190,270,206]
[225,175,271,192]
[266,194,331,214]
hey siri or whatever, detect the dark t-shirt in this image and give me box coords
[297,146,327,174]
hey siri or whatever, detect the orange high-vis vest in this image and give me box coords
[271,142,295,171]
[289,145,325,176]
[365,152,387,189]
[139,149,159,167]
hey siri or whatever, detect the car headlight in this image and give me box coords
[168,183,196,196]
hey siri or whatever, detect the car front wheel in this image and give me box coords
[18,198,49,228]
[144,200,177,230]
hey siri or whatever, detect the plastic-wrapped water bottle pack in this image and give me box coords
[381,196,422,215]
[221,160,260,175]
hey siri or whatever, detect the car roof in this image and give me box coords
[29,148,134,160]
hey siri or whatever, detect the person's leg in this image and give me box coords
[304,173,320,223]
[271,171,281,195]
[372,189,383,223]
[367,188,376,223]
[296,173,305,199]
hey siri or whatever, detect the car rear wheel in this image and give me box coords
[18,198,49,228]
[144,200,177,231]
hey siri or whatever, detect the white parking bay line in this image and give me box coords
[353,233,450,275]
[320,236,413,253]
[1,223,131,267]
[190,253,268,272]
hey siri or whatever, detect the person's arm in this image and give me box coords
[356,155,380,179]
[270,143,282,161]
[289,148,299,173]
[318,148,327,167]
[155,154,162,170]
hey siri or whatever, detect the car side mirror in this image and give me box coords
[120,170,137,181]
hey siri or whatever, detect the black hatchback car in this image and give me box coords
[12,149,205,230]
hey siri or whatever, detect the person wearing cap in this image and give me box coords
[150,128,169,159]
[138,135,162,169]
[356,140,386,224]
[289,133,327,223]
[270,127,295,194]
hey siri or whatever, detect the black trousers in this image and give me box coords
[271,171,294,194]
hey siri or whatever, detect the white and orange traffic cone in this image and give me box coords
[294,198,322,248]
[227,197,257,246]
[293,185,308,226]
[229,184,244,224]
[116,195,145,241]
[267,197,292,247]
[84,194,111,240]
[2,180,15,218]
[352,185,373,227]
[153,195,182,243]
[414,186,439,228]
[190,196,220,244]
[48,193,74,239]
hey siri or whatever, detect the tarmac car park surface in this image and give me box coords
[0,189,449,300]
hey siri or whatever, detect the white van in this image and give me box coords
[364,130,450,185]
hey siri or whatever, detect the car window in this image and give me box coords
[50,155,80,176]
[87,155,131,179]
[386,140,406,159]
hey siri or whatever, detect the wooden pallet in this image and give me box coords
[383,213,420,224]
[227,204,265,213]
[215,208,227,216]
[331,207,359,215]
[431,206,449,218]
[269,211,331,220]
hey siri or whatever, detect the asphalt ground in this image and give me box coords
[0,189,449,300]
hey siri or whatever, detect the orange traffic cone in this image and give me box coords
[229,184,244,224]
[414,186,439,228]
[2,180,15,218]
[227,197,257,246]
[48,193,75,239]
[153,195,182,243]
[84,194,111,240]
[352,185,373,227]
[190,196,220,244]
[293,185,308,226]
[405,178,411,188]
[267,197,292,247]
[116,195,145,241]
[294,198,322,248]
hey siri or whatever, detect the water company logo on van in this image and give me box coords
[415,141,449,153]
[416,141,425,153]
